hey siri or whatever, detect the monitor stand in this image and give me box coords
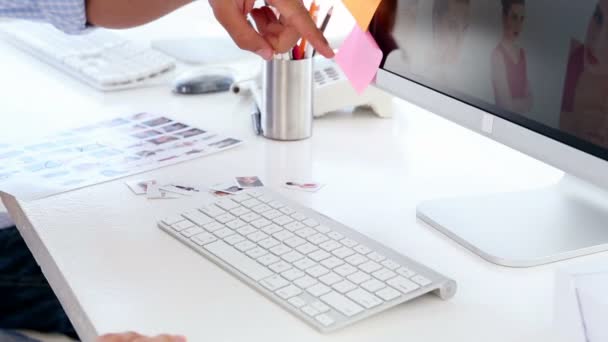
[417,175,608,267]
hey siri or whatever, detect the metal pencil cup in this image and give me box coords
[261,58,313,141]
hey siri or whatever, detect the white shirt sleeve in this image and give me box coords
[0,0,88,34]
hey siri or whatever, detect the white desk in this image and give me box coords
[2,4,604,342]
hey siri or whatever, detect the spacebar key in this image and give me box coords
[204,241,273,281]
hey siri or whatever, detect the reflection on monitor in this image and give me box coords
[372,0,608,155]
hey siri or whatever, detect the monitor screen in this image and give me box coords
[370,0,608,161]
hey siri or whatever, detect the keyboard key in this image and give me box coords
[333,280,357,294]
[246,247,268,259]
[276,285,302,299]
[319,240,341,252]
[252,204,272,214]
[303,218,319,227]
[251,218,272,228]
[247,190,264,197]
[376,286,401,301]
[328,231,344,240]
[396,267,416,278]
[281,251,304,263]
[273,230,295,242]
[332,247,355,259]
[307,283,332,297]
[315,314,335,327]
[203,221,224,232]
[308,233,329,245]
[315,225,331,233]
[247,231,269,243]
[309,250,331,262]
[172,221,194,231]
[262,209,282,220]
[353,245,371,255]
[345,254,368,266]
[214,228,234,239]
[295,227,317,238]
[258,238,280,249]
[306,265,330,277]
[269,261,292,273]
[216,199,240,211]
[230,206,251,216]
[367,252,386,262]
[301,305,320,317]
[282,269,305,281]
[260,275,289,291]
[225,219,247,230]
[268,200,285,209]
[242,198,262,208]
[285,221,306,232]
[284,236,306,248]
[361,279,386,292]
[258,195,274,203]
[205,241,273,281]
[261,224,282,235]
[320,291,364,317]
[240,213,261,222]
[257,254,281,266]
[334,264,358,277]
[182,211,214,226]
[340,238,358,248]
[236,225,257,236]
[311,301,331,313]
[319,272,342,286]
[231,194,251,203]
[294,275,318,289]
[200,205,225,217]
[234,240,256,252]
[381,259,400,270]
[372,268,397,281]
[280,207,296,215]
[387,276,420,294]
[181,226,205,238]
[411,275,432,286]
[348,271,371,284]
[191,232,217,246]
[224,234,245,245]
[216,213,236,224]
[291,212,307,221]
[273,215,294,226]
[359,261,382,273]
[270,244,292,256]
[321,257,344,269]
[288,296,307,308]
[162,215,184,226]
[293,258,316,270]
[347,288,383,309]
[296,243,318,255]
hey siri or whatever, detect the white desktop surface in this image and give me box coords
[2,3,606,342]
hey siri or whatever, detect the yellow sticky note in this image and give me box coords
[342,0,382,31]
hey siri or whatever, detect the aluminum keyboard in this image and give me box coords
[158,189,456,333]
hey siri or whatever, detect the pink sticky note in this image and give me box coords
[334,25,383,94]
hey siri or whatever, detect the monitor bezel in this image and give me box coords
[374,68,608,191]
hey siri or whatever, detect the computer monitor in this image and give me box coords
[370,0,608,267]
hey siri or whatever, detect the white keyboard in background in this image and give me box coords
[0,21,175,91]
[159,189,457,333]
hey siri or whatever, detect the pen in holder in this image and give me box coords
[260,57,313,141]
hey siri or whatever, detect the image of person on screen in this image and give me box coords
[560,1,608,148]
[427,0,471,85]
[376,0,420,74]
[491,0,534,114]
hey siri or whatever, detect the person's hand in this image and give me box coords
[97,332,186,342]
[208,0,334,60]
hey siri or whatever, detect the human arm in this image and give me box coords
[97,331,186,342]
